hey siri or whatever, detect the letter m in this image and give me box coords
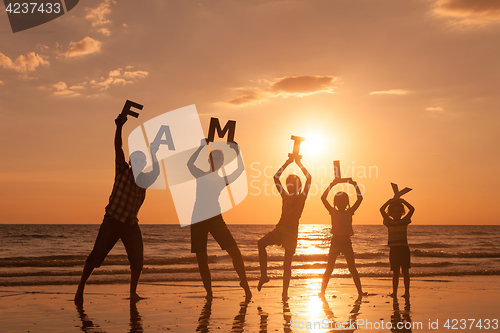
[207,117,236,143]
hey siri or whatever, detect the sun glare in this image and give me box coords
[303,133,326,156]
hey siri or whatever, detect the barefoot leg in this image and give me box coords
[346,252,365,296]
[226,245,252,300]
[402,267,410,298]
[392,269,400,298]
[282,250,294,300]
[196,252,213,298]
[75,263,95,303]
[258,233,279,291]
[320,251,338,296]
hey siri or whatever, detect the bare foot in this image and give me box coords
[401,293,409,298]
[240,282,252,301]
[389,293,397,298]
[358,291,368,297]
[257,276,270,291]
[129,293,147,302]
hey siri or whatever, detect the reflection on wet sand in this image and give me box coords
[258,306,268,333]
[320,294,363,332]
[75,301,144,333]
[75,303,105,333]
[197,298,212,333]
[257,301,294,333]
[283,301,293,333]
[196,297,250,333]
[129,301,144,333]
[391,297,412,332]
[231,301,249,332]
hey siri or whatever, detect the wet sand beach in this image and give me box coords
[1,275,498,332]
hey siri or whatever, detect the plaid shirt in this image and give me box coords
[105,159,146,225]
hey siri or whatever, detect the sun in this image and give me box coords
[302,132,325,156]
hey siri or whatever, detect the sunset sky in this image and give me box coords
[1,0,499,225]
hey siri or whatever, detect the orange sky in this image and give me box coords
[1,0,499,225]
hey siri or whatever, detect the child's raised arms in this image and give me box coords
[321,179,363,212]
[380,198,415,221]
[273,156,295,197]
[400,198,415,219]
[295,157,312,197]
[321,179,339,211]
[348,179,363,213]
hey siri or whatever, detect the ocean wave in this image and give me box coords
[0,261,456,278]
[2,269,499,287]
[410,242,455,249]
[413,250,500,258]
[0,255,218,267]
[4,234,67,239]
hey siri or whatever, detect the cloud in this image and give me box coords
[227,91,262,106]
[40,67,149,96]
[269,75,336,96]
[425,106,445,112]
[123,70,149,79]
[90,68,148,91]
[369,89,409,95]
[225,75,337,106]
[57,37,102,58]
[85,0,116,35]
[44,82,80,96]
[0,52,49,73]
[433,0,500,25]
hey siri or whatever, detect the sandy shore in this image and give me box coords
[0,276,498,332]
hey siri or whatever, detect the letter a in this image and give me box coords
[152,125,175,150]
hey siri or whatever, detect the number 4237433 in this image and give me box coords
[5,2,61,14]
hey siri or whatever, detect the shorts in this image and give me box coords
[329,235,354,257]
[266,224,298,253]
[389,245,411,271]
[86,214,144,271]
[190,215,237,253]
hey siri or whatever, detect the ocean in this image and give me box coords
[1,224,499,287]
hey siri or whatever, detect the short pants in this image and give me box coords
[86,214,144,270]
[389,245,411,271]
[329,235,354,257]
[190,215,237,253]
[266,224,298,253]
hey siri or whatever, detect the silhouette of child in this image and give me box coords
[257,155,311,301]
[380,194,415,298]
[320,178,367,297]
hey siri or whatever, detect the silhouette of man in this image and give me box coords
[187,139,251,300]
[74,112,159,303]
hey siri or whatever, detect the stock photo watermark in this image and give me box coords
[3,0,79,33]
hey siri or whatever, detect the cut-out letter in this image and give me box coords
[151,125,176,151]
[122,100,143,118]
[207,117,236,143]
[288,135,305,160]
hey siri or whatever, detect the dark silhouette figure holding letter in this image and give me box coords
[74,104,159,304]
[257,135,312,300]
[187,139,251,300]
[320,160,367,297]
[380,183,415,298]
